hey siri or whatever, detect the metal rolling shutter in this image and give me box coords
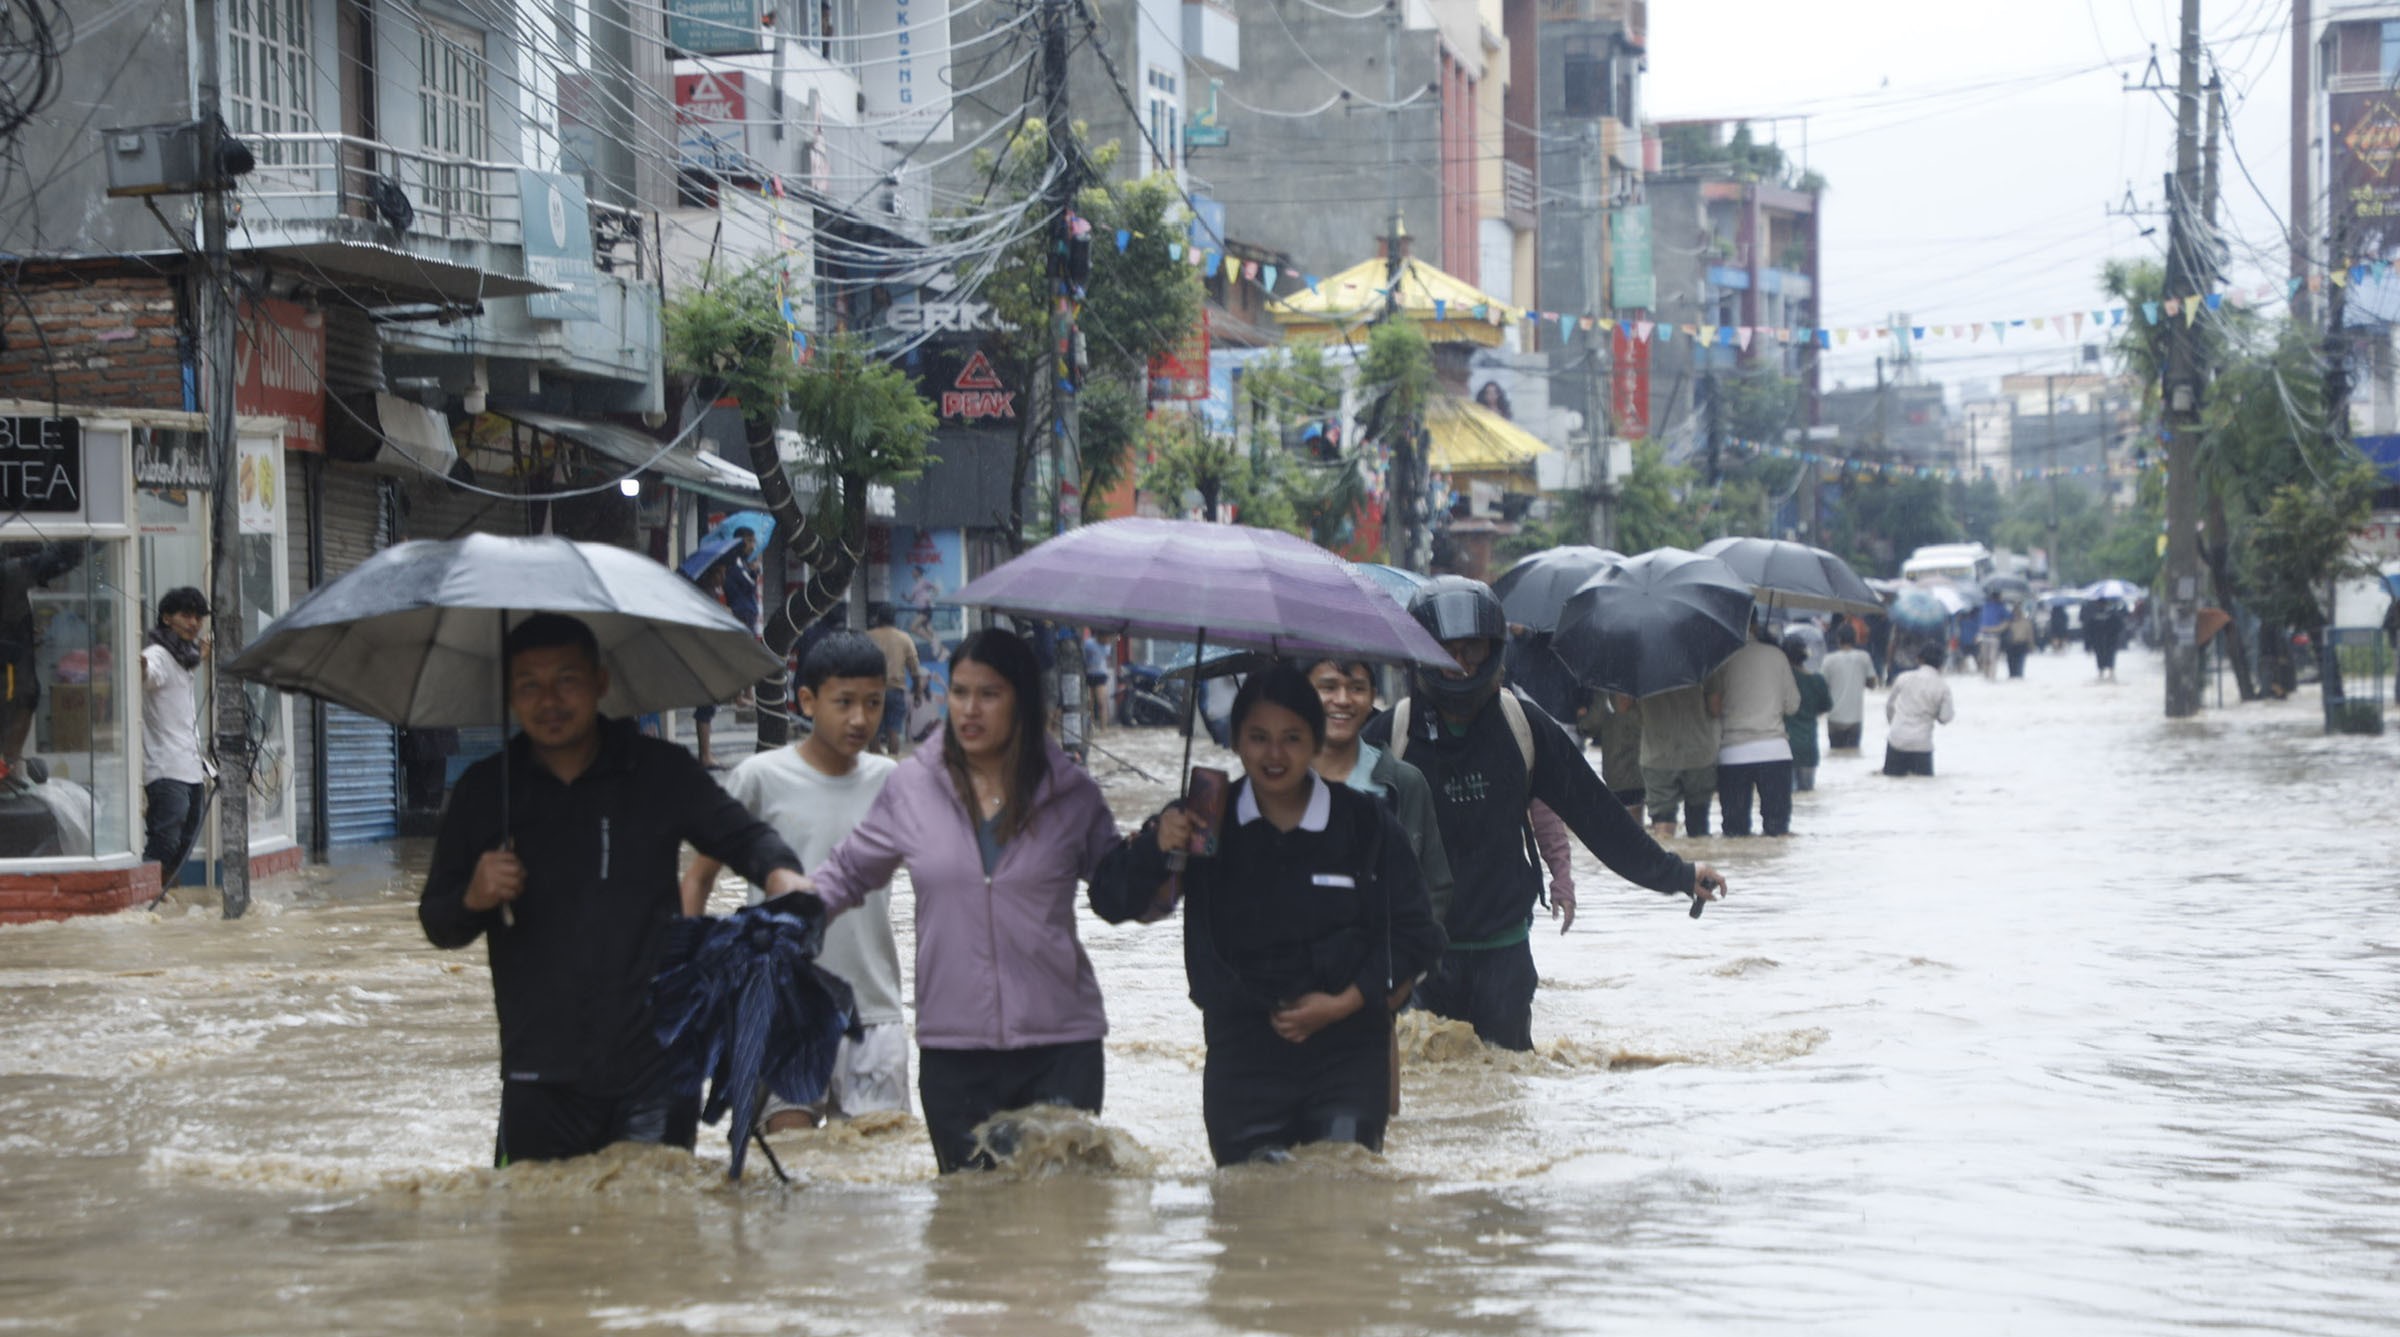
[318,467,399,845]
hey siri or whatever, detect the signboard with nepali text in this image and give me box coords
[2333,91,2400,325]
[666,0,765,55]
[1611,324,1652,439]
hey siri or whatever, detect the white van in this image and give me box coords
[1902,543,1995,585]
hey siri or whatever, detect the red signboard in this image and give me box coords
[1611,324,1651,440]
[235,297,326,451]
[942,350,1016,421]
[1148,309,1210,402]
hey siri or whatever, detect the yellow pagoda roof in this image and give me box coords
[1425,395,1550,474]
[1269,256,1520,347]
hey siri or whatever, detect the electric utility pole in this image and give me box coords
[1582,124,1615,549]
[2292,0,2313,325]
[1375,0,1430,571]
[1040,0,1088,754]
[2161,0,2205,718]
[196,0,252,917]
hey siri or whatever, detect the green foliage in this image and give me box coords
[1076,375,1143,522]
[1135,417,1309,533]
[1612,442,1703,554]
[662,263,805,416]
[786,335,937,493]
[2240,458,2378,633]
[1360,322,1437,423]
[1723,373,1800,444]
[1243,344,1344,425]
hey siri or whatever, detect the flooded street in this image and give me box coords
[5,648,2399,1334]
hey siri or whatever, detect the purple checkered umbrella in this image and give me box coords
[952,519,1455,668]
[952,519,1455,782]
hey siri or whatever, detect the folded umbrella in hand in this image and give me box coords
[652,893,859,1180]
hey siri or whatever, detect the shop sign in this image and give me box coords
[676,71,753,175]
[519,170,601,322]
[666,0,766,55]
[236,438,279,534]
[941,351,1016,421]
[1148,310,1210,402]
[886,299,1014,334]
[133,427,210,489]
[857,0,953,144]
[1610,325,1651,439]
[0,416,81,512]
[235,297,326,449]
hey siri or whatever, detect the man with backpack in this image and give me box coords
[1362,578,1727,1050]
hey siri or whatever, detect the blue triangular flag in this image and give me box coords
[1206,253,1222,277]
[1169,243,1183,262]
[1305,274,1320,292]
[1435,299,1447,320]
[1115,229,1130,252]
[2142,301,2161,325]
[1262,264,1278,289]
[2203,292,2222,311]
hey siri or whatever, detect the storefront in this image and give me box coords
[0,404,297,920]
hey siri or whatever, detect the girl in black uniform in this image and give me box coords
[1093,665,1446,1165]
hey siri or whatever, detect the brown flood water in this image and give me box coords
[4,649,2399,1333]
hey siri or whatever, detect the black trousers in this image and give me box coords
[1883,746,1935,778]
[917,1040,1105,1173]
[2005,644,2029,677]
[1415,938,1538,1052]
[1718,759,1794,836]
[494,1072,699,1167]
[1827,722,1863,749]
[1202,1010,1388,1166]
[142,779,206,877]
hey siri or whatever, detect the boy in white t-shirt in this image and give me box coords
[682,632,907,1128]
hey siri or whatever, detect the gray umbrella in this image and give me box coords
[1697,536,1882,616]
[227,534,778,726]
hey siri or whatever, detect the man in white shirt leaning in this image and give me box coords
[1883,642,1956,778]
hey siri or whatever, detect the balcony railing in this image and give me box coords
[239,132,522,246]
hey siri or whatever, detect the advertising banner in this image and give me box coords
[1610,205,1655,311]
[1611,324,1651,439]
[857,0,953,145]
[675,71,753,176]
[236,437,279,534]
[666,0,766,55]
[235,298,326,450]
[518,170,601,322]
[891,526,967,645]
[2333,91,2400,324]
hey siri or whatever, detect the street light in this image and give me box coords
[619,477,641,498]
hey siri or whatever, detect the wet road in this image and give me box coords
[3,647,2397,1334]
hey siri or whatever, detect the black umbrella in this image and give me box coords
[1492,545,1625,631]
[1504,633,1582,722]
[1553,548,1757,699]
[652,893,859,1181]
[1697,536,1882,616]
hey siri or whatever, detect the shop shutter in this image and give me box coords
[316,466,399,845]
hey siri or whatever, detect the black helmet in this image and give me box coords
[1407,576,1506,644]
[1407,576,1508,717]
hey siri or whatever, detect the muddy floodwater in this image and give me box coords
[5,649,2399,1333]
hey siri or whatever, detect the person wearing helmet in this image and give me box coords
[1361,577,1728,1050]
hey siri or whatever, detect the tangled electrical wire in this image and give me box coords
[0,0,66,143]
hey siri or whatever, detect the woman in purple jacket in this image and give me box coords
[804,629,1127,1171]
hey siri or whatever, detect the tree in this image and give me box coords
[969,125,1204,545]
[1359,323,1438,567]
[664,268,935,748]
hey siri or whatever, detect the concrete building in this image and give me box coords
[1643,120,1822,457]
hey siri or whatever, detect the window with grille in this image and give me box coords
[418,19,489,224]
[224,0,313,165]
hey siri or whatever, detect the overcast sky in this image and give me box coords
[1643,0,2300,398]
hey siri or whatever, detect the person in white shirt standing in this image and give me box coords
[141,587,210,879]
[682,631,910,1128]
[1820,622,1878,751]
[1883,643,1956,777]
[1710,622,1803,836]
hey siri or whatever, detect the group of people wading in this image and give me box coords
[421,580,1725,1172]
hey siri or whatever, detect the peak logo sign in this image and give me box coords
[942,351,1015,421]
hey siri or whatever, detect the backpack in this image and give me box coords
[1388,689,1536,773]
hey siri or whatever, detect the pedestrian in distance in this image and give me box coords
[794,629,1128,1173]
[2047,600,2072,653]
[864,604,922,756]
[419,614,810,1166]
[1976,589,2009,679]
[2085,598,2126,682]
[141,586,210,881]
[1639,683,1719,838]
[1883,642,1956,778]
[682,632,909,1130]
[1080,628,1115,739]
[1783,634,1832,794]
[1712,621,1802,837]
[1093,664,1447,1165]
[1361,577,1725,1052]
[1820,621,1877,752]
[2003,600,2037,679]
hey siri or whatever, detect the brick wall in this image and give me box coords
[0,273,187,410]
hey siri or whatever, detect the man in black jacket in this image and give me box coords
[421,614,808,1165]
[1363,578,1726,1050]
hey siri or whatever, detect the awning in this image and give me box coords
[498,410,760,504]
[1424,396,1551,474]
